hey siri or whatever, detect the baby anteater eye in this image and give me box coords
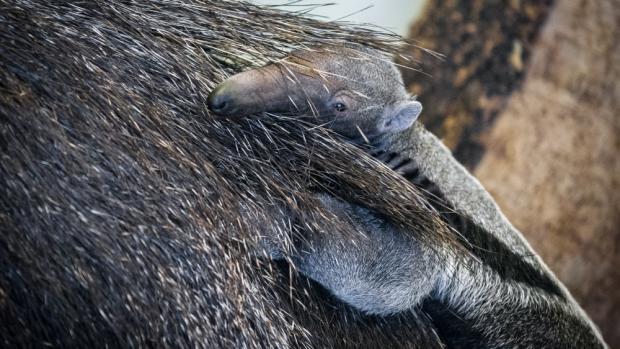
[332,102,347,112]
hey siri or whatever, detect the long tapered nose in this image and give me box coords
[207,67,285,118]
[207,64,317,118]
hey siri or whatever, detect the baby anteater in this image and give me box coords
[208,46,608,348]
[208,46,435,188]
[208,46,422,141]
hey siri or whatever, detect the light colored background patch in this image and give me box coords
[252,0,426,36]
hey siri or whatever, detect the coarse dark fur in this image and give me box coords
[0,1,463,348]
[208,47,608,347]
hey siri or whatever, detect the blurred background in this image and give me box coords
[254,0,620,345]
[254,0,426,35]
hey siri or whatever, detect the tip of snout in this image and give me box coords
[207,84,235,116]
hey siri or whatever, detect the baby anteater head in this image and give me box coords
[208,46,422,140]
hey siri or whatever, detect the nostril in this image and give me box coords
[212,97,227,111]
[207,87,232,114]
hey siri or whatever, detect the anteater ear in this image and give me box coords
[379,100,422,134]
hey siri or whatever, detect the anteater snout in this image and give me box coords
[208,66,294,118]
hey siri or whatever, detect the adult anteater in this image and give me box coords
[1,1,606,348]
[0,1,454,347]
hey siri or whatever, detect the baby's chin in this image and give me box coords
[329,119,378,140]
[327,121,362,138]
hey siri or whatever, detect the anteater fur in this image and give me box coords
[0,1,454,347]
